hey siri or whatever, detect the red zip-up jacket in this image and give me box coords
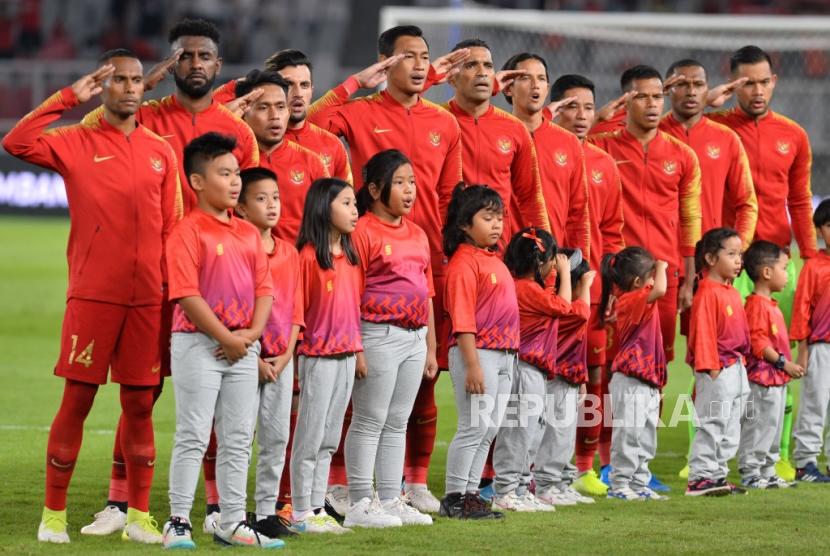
[589,129,702,286]
[444,100,550,245]
[660,113,757,251]
[708,107,816,257]
[135,94,259,215]
[2,87,183,306]
[213,79,352,182]
[307,77,462,274]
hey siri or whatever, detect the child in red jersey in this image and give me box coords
[792,199,830,482]
[289,178,362,534]
[686,228,751,496]
[234,167,303,539]
[343,150,436,528]
[439,184,519,520]
[163,133,276,549]
[490,228,571,512]
[599,247,668,501]
[533,248,598,507]
[738,240,803,489]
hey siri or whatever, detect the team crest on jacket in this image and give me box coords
[497,137,512,154]
[319,153,332,169]
[428,131,441,147]
[290,168,305,184]
[663,160,677,175]
[150,157,164,173]
[554,150,568,167]
[706,144,720,160]
[591,169,604,184]
[776,140,790,155]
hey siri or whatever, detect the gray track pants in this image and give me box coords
[168,332,260,526]
[533,376,581,492]
[608,372,660,491]
[793,343,830,468]
[738,381,785,480]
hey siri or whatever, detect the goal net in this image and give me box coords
[380,6,830,198]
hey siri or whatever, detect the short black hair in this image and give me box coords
[550,74,595,103]
[378,25,428,57]
[620,64,662,92]
[666,58,705,79]
[264,49,313,75]
[98,48,138,66]
[814,198,830,228]
[452,38,489,52]
[183,132,237,184]
[730,45,773,73]
[168,18,221,46]
[501,52,548,105]
[743,240,785,283]
[235,69,289,99]
[239,167,278,204]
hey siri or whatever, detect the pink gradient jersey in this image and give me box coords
[261,235,304,357]
[612,286,667,388]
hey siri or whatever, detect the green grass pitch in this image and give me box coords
[1,215,828,554]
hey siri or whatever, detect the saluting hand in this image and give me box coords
[545,96,577,118]
[71,64,115,103]
[596,91,634,122]
[224,88,264,118]
[707,77,748,108]
[429,48,471,84]
[144,48,183,92]
[493,68,529,94]
[353,54,405,89]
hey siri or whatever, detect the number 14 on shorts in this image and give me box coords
[68,334,95,368]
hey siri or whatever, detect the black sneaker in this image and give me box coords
[324,499,345,523]
[247,512,297,538]
[685,478,730,497]
[439,492,464,518]
[462,492,504,520]
[715,478,747,495]
[796,462,830,483]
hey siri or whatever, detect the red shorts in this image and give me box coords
[433,274,450,370]
[587,305,607,367]
[55,299,163,387]
[657,284,678,362]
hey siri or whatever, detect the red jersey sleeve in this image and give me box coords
[746,298,773,359]
[237,122,260,169]
[788,127,817,258]
[166,222,202,300]
[789,261,814,342]
[160,143,184,242]
[567,146,591,257]
[689,288,722,371]
[437,122,464,223]
[212,80,238,105]
[306,76,361,138]
[678,144,703,257]
[332,139,353,183]
[570,298,591,322]
[590,109,627,134]
[1,87,80,173]
[723,135,758,249]
[512,128,551,232]
[525,284,573,317]
[601,161,625,253]
[445,256,479,335]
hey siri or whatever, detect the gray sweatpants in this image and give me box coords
[738,382,785,480]
[445,347,515,494]
[345,322,426,502]
[493,360,547,495]
[253,357,294,517]
[533,376,580,492]
[689,361,749,482]
[290,354,355,513]
[168,332,260,526]
[793,343,830,468]
[608,372,660,491]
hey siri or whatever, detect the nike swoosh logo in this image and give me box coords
[147,459,156,467]
[415,417,437,425]
[373,127,392,134]
[94,155,115,163]
[614,160,632,165]
[161,134,176,139]
[592,347,603,354]
[50,458,72,469]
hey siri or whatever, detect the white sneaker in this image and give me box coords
[381,497,433,525]
[162,517,196,549]
[343,496,403,528]
[37,521,70,544]
[80,505,127,535]
[492,491,538,512]
[522,491,556,512]
[325,484,349,517]
[636,487,669,501]
[214,521,285,548]
[203,510,220,534]
[562,486,596,504]
[121,510,162,544]
[403,485,441,513]
[607,486,646,501]
[537,486,579,506]
[293,512,352,534]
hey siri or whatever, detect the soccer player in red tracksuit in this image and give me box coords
[306,25,463,513]
[80,19,262,534]
[549,74,625,496]
[235,70,329,242]
[709,45,817,481]
[2,51,181,545]
[211,49,352,183]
